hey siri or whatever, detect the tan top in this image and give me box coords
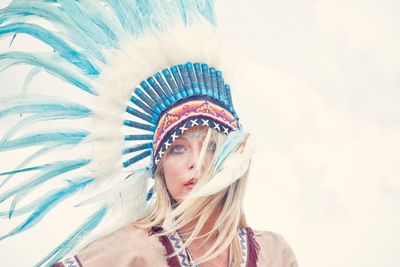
[74,224,298,267]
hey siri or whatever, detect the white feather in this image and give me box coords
[189,137,255,198]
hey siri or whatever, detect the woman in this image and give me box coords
[0,1,298,266]
[57,126,298,267]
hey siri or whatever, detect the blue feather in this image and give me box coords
[0,130,88,151]
[0,175,89,219]
[0,2,106,62]
[0,159,91,205]
[58,0,118,47]
[0,52,96,95]
[0,23,99,75]
[0,95,92,119]
[0,145,62,189]
[36,205,108,267]
[0,164,49,177]
[22,66,42,92]
[108,0,142,36]
[0,177,94,241]
[214,131,245,172]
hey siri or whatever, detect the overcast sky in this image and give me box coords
[1,0,400,266]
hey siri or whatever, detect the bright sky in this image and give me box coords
[1,0,399,266]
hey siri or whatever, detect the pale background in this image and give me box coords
[1,0,399,266]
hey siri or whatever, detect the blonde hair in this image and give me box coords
[135,127,250,266]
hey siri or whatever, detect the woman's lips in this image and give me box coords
[184,177,197,189]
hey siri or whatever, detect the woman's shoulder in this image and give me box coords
[73,224,166,267]
[251,229,299,267]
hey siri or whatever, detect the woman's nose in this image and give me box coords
[187,148,201,170]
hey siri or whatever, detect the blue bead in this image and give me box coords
[126,106,155,124]
[155,72,176,102]
[210,68,218,99]
[134,88,158,112]
[202,64,212,96]
[130,96,156,117]
[140,82,163,114]
[186,62,201,95]
[171,66,187,98]
[194,63,207,95]
[148,77,170,109]
[124,119,156,132]
[123,143,152,154]
[162,69,181,100]
[124,134,154,141]
[179,64,193,96]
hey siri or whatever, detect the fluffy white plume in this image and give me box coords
[189,136,255,198]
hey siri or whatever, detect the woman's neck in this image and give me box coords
[179,204,221,241]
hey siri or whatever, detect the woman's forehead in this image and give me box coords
[179,126,208,141]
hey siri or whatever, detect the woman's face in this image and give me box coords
[162,126,214,201]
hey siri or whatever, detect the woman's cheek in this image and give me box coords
[163,155,188,200]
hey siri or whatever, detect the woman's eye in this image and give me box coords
[171,145,185,154]
[207,142,216,152]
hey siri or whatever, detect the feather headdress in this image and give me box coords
[0,0,250,265]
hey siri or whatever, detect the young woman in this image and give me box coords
[0,1,298,266]
[57,126,298,267]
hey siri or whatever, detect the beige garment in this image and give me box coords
[76,224,298,267]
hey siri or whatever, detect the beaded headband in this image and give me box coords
[122,62,240,171]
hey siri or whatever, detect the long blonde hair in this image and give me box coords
[135,127,250,266]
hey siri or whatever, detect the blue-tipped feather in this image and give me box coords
[0,144,62,189]
[55,0,117,49]
[171,66,186,97]
[179,64,194,96]
[214,131,246,172]
[134,88,158,110]
[186,62,201,95]
[123,150,152,168]
[0,130,88,151]
[216,71,227,105]
[0,115,86,149]
[124,119,156,132]
[0,23,99,75]
[155,72,176,103]
[8,176,93,223]
[210,67,218,99]
[0,52,96,95]
[194,63,206,94]
[0,177,93,219]
[0,164,49,177]
[163,69,182,99]
[130,95,156,117]
[126,106,155,125]
[123,142,153,155]
[176,0,217,26]
[139,81,164,113]
[148,77,171,107]
[0,2,106,62]
[146,186,154,201]
[0,95,92,119]
[0,159,91,205]
[202,64,213,96]
[108,0,140,36]
[124,134,154,141]
[22,66,42,92]
[36,205,108,267]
